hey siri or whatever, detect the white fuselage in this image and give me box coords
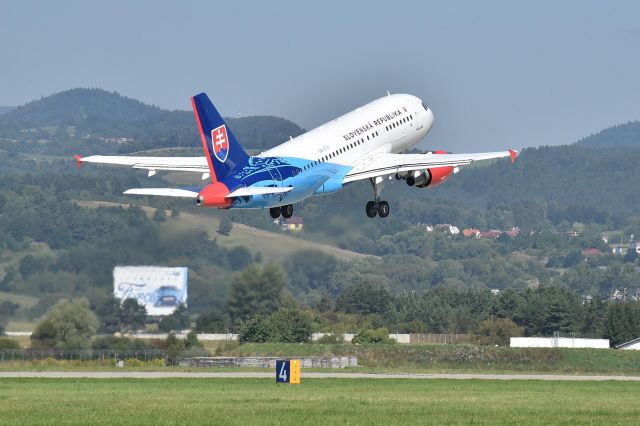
[259,94,434,165]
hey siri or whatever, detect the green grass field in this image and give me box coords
[0,378,638,425]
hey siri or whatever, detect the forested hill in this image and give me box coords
[0,88,304,154]
[575,121,640,148]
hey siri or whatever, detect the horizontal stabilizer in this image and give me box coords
[75,155,209,174]
[123,188,199,198]
[226,186,293,198]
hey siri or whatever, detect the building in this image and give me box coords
[510,336,609,349]
[615,337,640,350]
[463,228,480,238]
[610,244,628,255]
[434,224,460,235]
[581,248,601,256]
[479,230,502,239]
[282,216,304,231]
[505,227,520,237]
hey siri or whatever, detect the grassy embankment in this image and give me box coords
[0,378,639,425]
[1,343,639,376]
[74,200,371,263]
[219,343,640,375]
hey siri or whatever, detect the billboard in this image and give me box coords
[113,266,188,316]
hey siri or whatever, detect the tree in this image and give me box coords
[227,246,252,271]
[475,317,523,346]
[284,250,338,295]
[152,208,167,222]
[335,282,391,316]
[238,307,312,343]
[89,293,122,334]
[31,298,98,349]
[604,301,640,346]
[184,331,203,349]
[0,301,19,333]
[120,298,147,332]
[623,248,638,263]
[165,332,186,365]
[227,264,284,323]
[195,310,229,333]
[158,304,190,332]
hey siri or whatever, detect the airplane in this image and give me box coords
[75,92,517,218]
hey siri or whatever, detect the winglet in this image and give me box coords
[508,149,518,164]
[74,154,82,169]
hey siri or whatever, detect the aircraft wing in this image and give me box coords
[123,186,292,199]
[342,150,517,183]
[75,155,210,177]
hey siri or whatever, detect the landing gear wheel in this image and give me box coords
[378,201,390,218]
[281,204,294,219]
[269,207,281,219]
[366,201,378,218]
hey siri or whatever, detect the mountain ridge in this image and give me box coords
[575,120,640,148]
[0,88,304,154]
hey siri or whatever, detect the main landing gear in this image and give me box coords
[270,204,293,219]
[365,177,390,218]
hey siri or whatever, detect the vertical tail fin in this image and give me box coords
[191,93,249,182]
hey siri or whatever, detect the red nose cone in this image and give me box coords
[197,182,231,208]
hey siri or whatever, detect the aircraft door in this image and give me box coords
[267,165,283,187]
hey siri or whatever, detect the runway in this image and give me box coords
[1,371,639,381]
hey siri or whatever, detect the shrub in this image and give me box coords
[352,328,395,344]
[336,283,391,315]
[31,298,98,349]
[158,304,190,332]
[184,331,202,349]
[474,317,523,346]
[0,337,21,349]
[91,336,153,350]
[316,333,345,344]
[239,308,312,343]
[166,332,185,364]
[195,310,229,333]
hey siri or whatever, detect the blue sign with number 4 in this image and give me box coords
[276,360,290,383]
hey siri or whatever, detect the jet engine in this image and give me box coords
[405,150,455,188]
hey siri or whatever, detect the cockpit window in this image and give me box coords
[422,102,429,111]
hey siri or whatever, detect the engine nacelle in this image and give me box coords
[415,166,454,188]
[405,150,455,188]
[196,182,232,208]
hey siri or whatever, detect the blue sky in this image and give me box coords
[1,0,639,151]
